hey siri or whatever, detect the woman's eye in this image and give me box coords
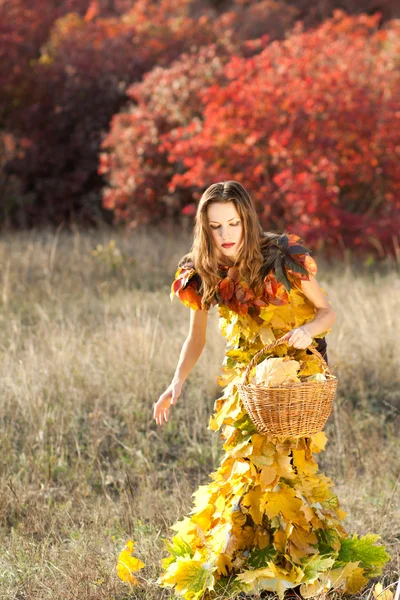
[210,222,240,229]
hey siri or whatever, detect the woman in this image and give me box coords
[153,181,390,599]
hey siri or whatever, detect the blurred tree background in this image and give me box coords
[1,0,399,256]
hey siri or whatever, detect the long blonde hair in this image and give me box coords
[180,181,281,309]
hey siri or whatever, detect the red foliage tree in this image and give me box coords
[99,34,267,225]
[158,12,400,256]
[1,0,238,224]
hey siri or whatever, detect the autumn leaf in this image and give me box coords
[116,540,145,586]
[309,431,328,452]
[262,485,305,523]
[217,553,233,576]
[336,533,391,577]
[373,582,395,600]
[236,281,255,303]
[160,552,216,597]
[170,266,195,297]
[259,323,276,345]
[242,486,264,525]
[219,276,235,301]
[253,357,301,386]
[292,449,318,476]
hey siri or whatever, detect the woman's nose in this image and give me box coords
[221,227,230,240]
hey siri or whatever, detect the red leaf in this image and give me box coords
[219,277,235,301]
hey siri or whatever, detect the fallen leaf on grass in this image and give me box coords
[116,539,145,586]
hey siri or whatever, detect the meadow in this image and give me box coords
[0,228,398,600]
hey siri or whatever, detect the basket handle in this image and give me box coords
[242,337,332,386]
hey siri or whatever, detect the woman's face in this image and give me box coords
[207,201,243,262]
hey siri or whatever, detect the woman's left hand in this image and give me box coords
[280,325,313,349]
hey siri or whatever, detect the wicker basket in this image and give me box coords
[236,338,337,437]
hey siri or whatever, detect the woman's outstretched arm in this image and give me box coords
[153,308,208,426]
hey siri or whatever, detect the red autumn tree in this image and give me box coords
[99,34,269,225]
[159,12,400,257]
[2,0,400,235]
[1,0,238,225]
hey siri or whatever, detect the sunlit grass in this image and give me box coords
[0,227,398,599]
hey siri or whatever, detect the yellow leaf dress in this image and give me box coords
[158,234,391,599]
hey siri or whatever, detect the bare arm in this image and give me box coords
[282,275,336,348]
[153,308,208,425]
[171,307,208,387]
[299,275,336,336]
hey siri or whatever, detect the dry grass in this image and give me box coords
[0,227,398,600]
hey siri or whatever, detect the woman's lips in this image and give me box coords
[222,243,235,248]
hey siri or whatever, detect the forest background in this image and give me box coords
[0,0,399,598]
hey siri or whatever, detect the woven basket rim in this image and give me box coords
[237,374,337,392]
[242,337,333,386]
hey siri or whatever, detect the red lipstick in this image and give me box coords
[222,243,235,248]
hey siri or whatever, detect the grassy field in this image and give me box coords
[0,227,398,600]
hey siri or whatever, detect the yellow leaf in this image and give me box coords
[253,357,300,386]
[292,449,318,476]
[297,474,333,504]
[345,566,368,594]
[288,541,308,564]
[116,540,145,586]
[300,579,328,598]
[259,324,276,345]
[260,465,279,488]
[268,561,305,585]
[242,487,263,525]
[374,583,395,600]
[287,526,318,563]
[191,485,213,513]
[214,493,225,517]
[300,502,316,523]
[328,561,363,591]
[208,394,243,431]
[160,555,215,596]
[262,485,305,523]
[309,431,328,452]
[251,435,275,457]
[225,522,255,556]
[270,306,296,329]
[252,454,275,469]
[274,530,287,553]
[236,565,275,584]
[298,354,323,377]
[254,526,271,549]
[276,453,296,480]
[207,521,231,555]
[336,508,348,520]
[231,509,247,527]
[217,553,232,576]
[191,504,215,531]
[291,526,318,550]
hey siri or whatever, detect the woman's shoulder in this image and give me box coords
[260,231,318,291]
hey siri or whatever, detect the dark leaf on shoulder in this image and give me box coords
[286,244,310,255]
[283,256,309,276]
[274,255,292,291]
[260,254,277,278]
[275,234,289,250]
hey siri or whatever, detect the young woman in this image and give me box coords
[153,181,390,599]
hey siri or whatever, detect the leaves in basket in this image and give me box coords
[252,357,301,386]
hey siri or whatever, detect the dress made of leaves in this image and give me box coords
[159,234,391,600]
